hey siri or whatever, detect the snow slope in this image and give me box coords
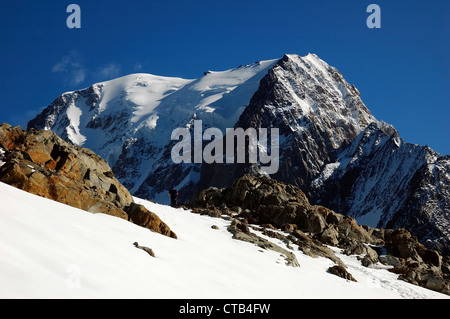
[0,181,447,299]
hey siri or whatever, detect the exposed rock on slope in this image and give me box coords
[0,123,176,239]
[191,175,450,295]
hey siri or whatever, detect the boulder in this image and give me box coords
[319,226,339,246]
[385,228,419,259]
[379,255,404,268]
[328,265,357,282]
[127,203,177,239]
[424,273,446,292]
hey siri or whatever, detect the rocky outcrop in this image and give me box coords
[0,124,131,217]
[193,175,379,245]
[328,265,357,282]
[383,228,449,293]
[191,174,450,295]
[0,123,176,238]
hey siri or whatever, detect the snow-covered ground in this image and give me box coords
[0,181,448,299]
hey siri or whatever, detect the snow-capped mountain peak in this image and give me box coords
[28,57,278,197]
[28,54,450,255]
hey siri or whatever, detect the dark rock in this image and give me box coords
[328,265,357,282]
[379,255,404,268]
[133,242,155,257]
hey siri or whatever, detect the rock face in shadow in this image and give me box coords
[0,123,176,239]
[191,174,450,295]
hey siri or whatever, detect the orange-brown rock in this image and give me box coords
[0,123,176,238]
[127,203,177,239]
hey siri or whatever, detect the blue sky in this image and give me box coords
[1,0,449,155]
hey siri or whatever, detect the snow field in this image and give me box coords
[0,182,448,299]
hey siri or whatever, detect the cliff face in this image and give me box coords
[0,123,176,239]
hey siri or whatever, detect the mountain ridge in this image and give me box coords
[27,53,450,255]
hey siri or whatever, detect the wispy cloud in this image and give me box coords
[96,63,121,80]
[134,62,143,72]
[51,50,86,86]
[52,51,125,87]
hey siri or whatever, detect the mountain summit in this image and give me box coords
[28,54,450,254]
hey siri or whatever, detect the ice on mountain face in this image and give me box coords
[176,60,279,129]
[311,162,340,187]
[90,74,193,128]
[66,103,86,146]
